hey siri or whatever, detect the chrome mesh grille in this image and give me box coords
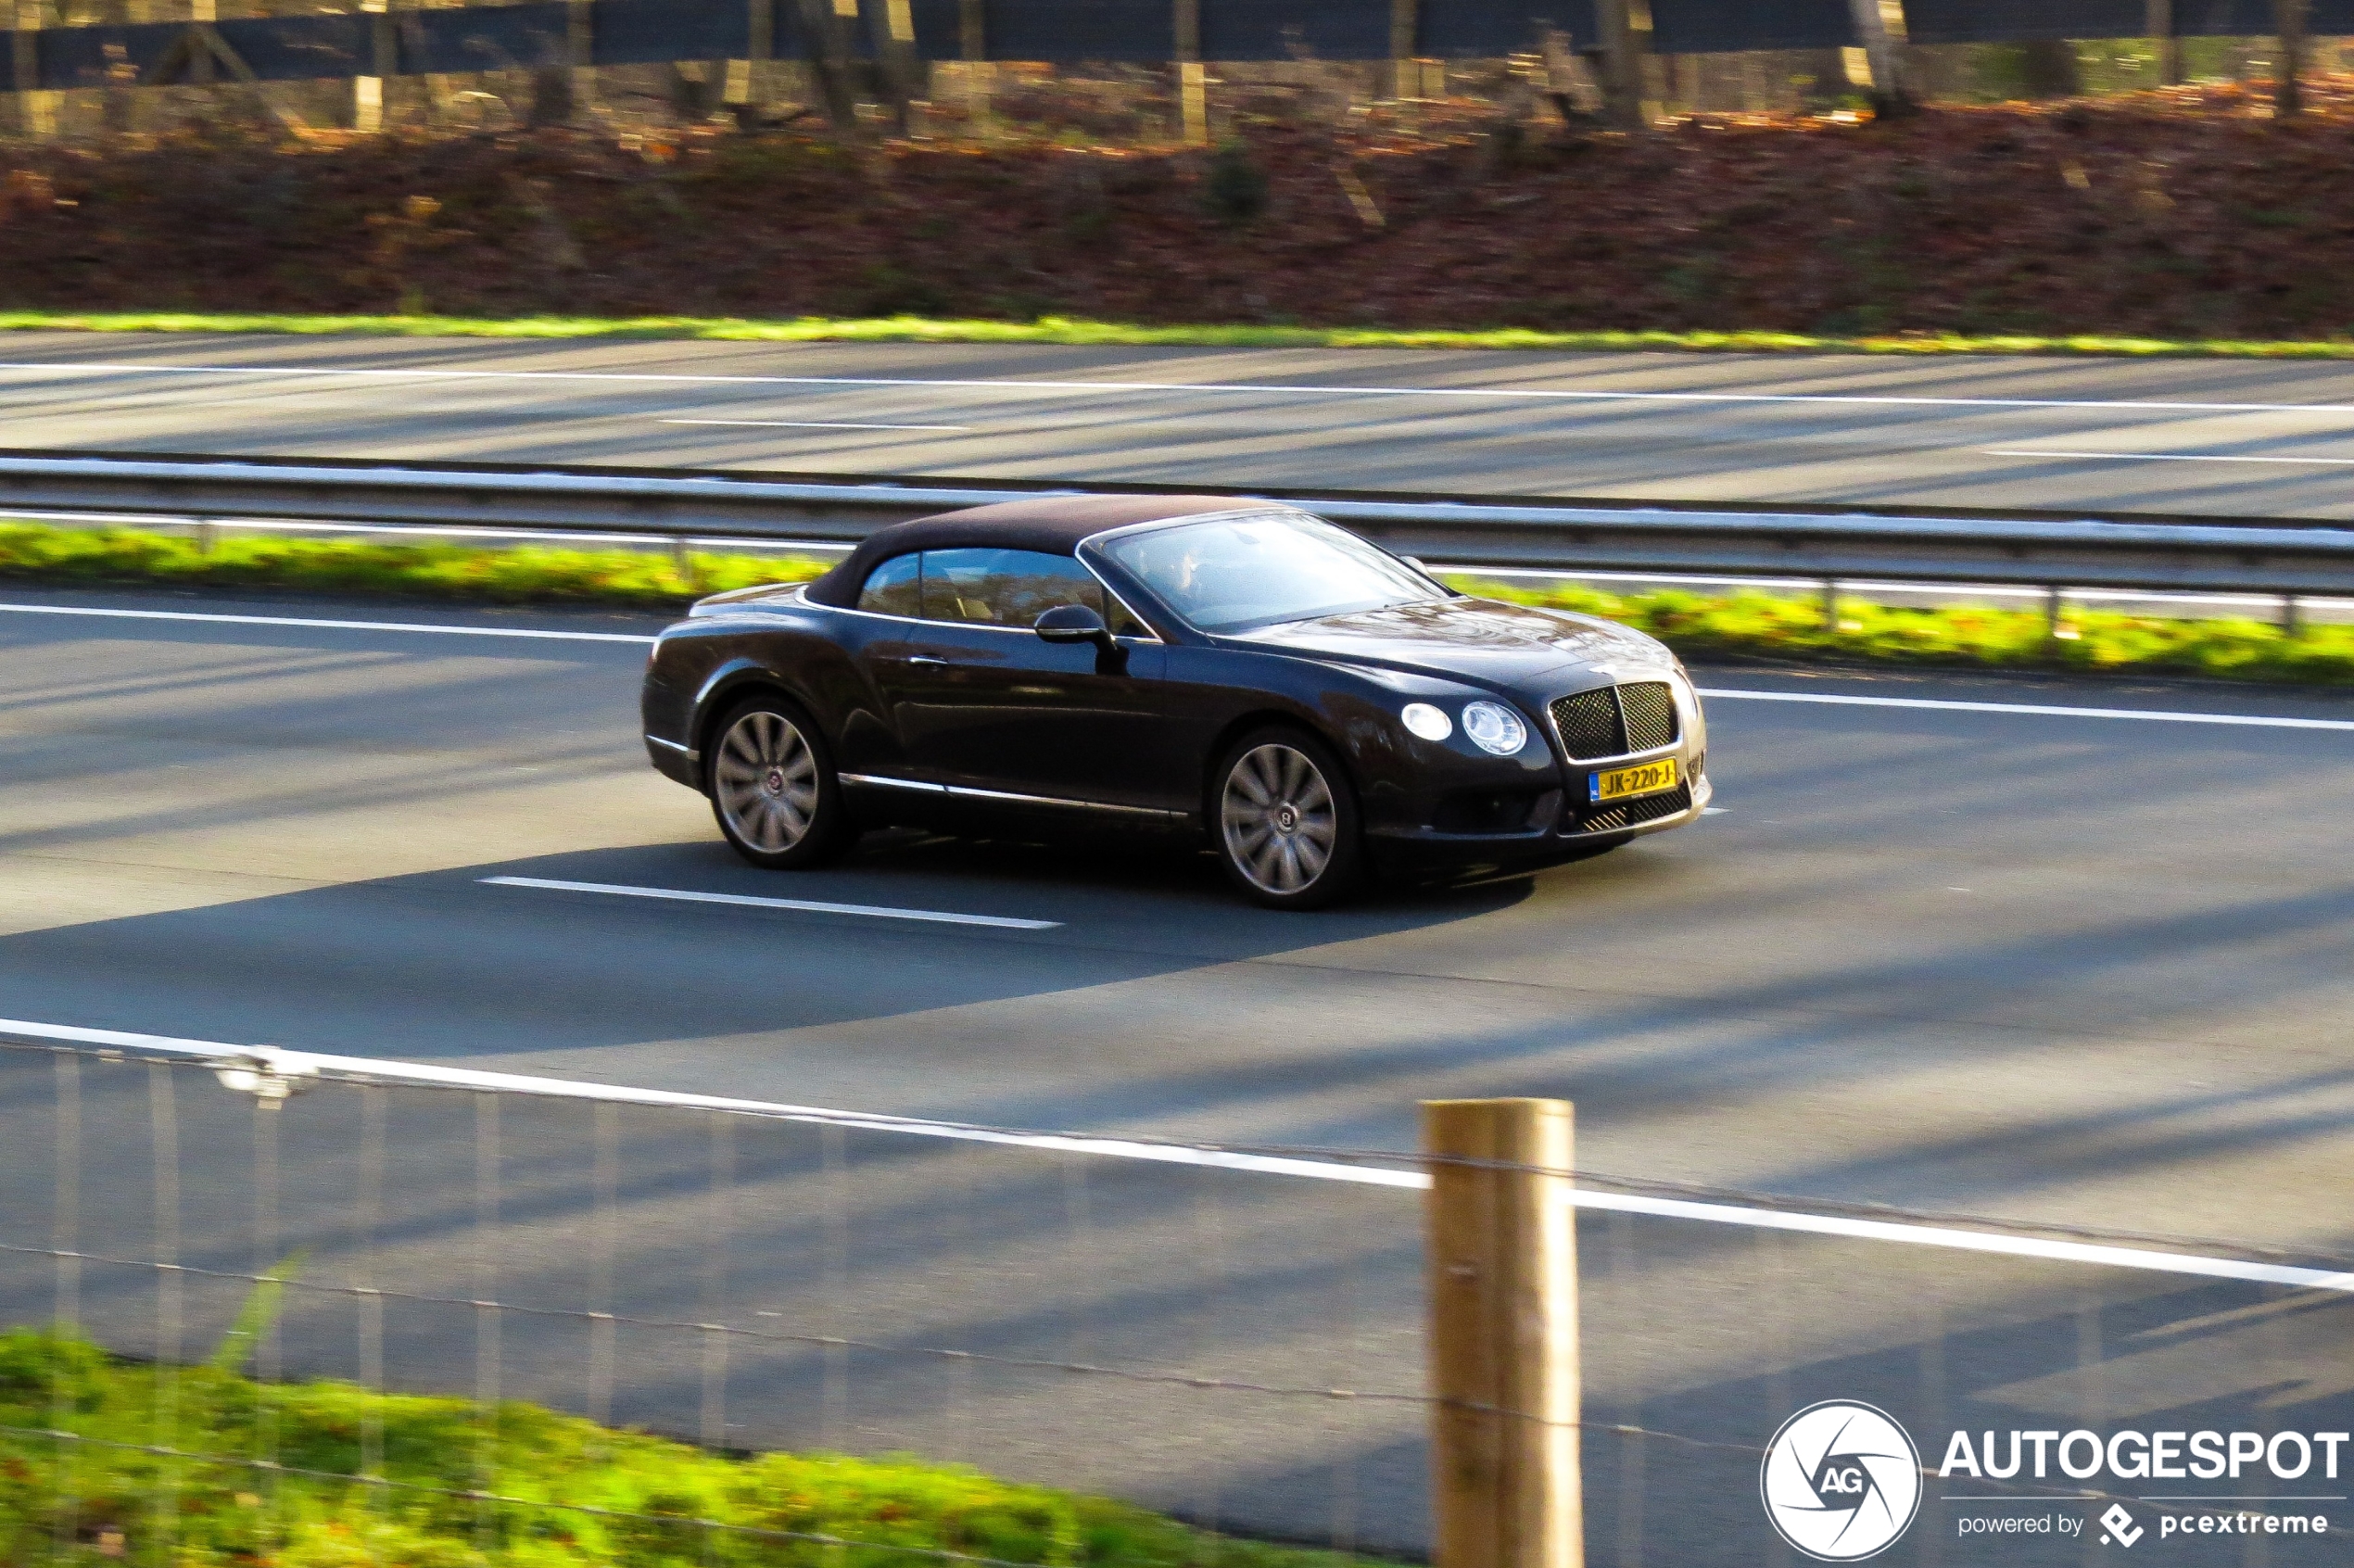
[1550,689,1625,761]
[1619,682,1680,752]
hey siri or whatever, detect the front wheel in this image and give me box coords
[1212,727,1363,910]
[706,697,854,868]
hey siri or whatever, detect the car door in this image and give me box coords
[877,548,1171,811]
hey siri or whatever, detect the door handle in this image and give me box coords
[905,655,947,667]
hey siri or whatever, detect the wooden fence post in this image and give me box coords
[1424,1098,1581,1568]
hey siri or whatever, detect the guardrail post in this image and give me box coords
[1424,1097,1581,1568]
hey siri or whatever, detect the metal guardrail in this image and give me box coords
[7,449,2354,598]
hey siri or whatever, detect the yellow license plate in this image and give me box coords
[1590,757,1679,803]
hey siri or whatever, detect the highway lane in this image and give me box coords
[6,332,2354,516]
[4,585,2354,1560]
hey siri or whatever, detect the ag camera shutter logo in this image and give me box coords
[1761,1401,1924,1561]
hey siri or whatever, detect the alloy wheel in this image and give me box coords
[714,709,821,854]
[1221,742,1338,896]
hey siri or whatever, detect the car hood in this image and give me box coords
[1227,598,1668,685]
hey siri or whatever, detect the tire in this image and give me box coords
[1211,727,1364,910]
[705,695,854,869]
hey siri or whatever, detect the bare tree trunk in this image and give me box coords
[2016,39,2082,98]
[1844,0,1914,115]
[1793,48,1849,111]
[2145,0,2182,83]
[795,0,856,133]
[2274,0,2307,117]
[1592,0,1643,127]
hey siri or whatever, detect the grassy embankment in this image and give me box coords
[6,521,2348,685]
[0,1328,1383,1568]
[6,309,2354,360]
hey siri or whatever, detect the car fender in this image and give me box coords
[688,655,827,759]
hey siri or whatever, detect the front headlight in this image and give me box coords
[1400,702,1453,741]
[1461,701,1528,756]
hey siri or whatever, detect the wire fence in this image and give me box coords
[4,1028,2353,1564]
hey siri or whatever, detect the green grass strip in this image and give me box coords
[6,522,2348,684]
[1465,577,2354,685]
[0,1328,1391,1566]
[3,308,2354,359]
[0,522,832,606]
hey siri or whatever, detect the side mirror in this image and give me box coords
[1034,603,1111,647]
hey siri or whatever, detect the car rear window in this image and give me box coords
[855,552,922,616]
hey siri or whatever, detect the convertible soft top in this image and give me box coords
[802,493,1258,607]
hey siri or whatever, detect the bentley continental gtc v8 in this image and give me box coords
[640,495,1710,908]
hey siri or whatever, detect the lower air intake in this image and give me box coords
[1573,781,1691,835]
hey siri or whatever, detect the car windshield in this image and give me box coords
[1098,512,1448,634]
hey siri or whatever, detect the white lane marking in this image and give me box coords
[482,874,1060,930]
[662,417,972,433]
[1699,687,2354,732]
[1701,806,1728,815]
[1989,448,2354,465]
[5,1014,2351,1294]
[0,601,655,643]
[9,359,2354,417]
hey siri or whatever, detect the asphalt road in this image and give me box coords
[4,584,2354,1562]
[6,332,2354,517]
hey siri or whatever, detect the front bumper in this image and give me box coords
[1366,759,1710,870]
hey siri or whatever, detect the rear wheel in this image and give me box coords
[707,697,853,868]
[1212,727,1363,909]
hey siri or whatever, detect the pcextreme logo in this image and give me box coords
[1761,1401,1925,1562]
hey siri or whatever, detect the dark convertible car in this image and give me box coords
[640,495,1711,907]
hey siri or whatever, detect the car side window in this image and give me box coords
[855,552,922,617]
[919,549,1150,636]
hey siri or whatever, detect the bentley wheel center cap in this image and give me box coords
[766,768,785,794]
[1274,803,1298,832]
